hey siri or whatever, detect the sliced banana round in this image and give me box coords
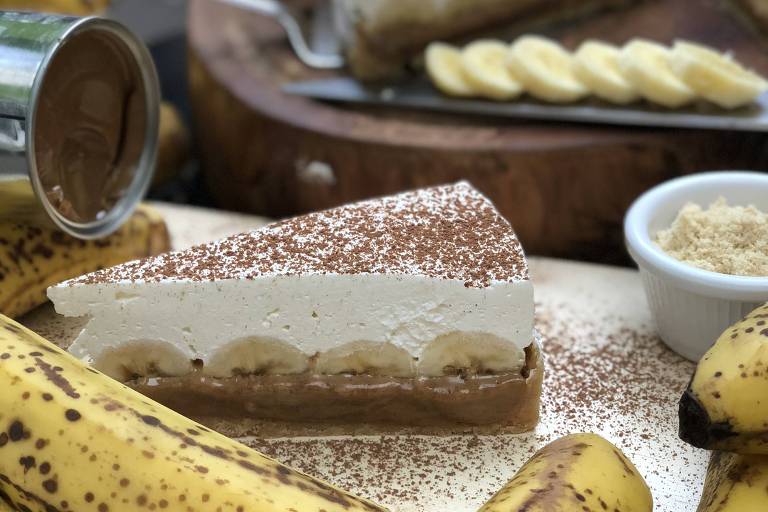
[507,35,588,103]
[670,40,768,109]
[460,39,523,100]
[425,42,476,97]
[204,337,309,377]
[315,341,415,377]
[93,340,193,381]
[418,332,526,377]
[619,39,695,108]
[573,40,639,104]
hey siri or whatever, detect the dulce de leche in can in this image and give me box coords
[0,12,159,239]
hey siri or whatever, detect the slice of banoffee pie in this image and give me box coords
[48,182,542,429]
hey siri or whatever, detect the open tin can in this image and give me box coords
[0,12,159,239]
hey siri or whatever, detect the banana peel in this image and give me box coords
[679,303,768,454]
[0,313,388,512]
[0,203,170,319]
[478,433,652,512]
[0,0,109,14]
[697,451,768,511]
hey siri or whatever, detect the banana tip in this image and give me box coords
[678,388,735,449]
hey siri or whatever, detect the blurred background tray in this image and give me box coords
[188,0,768,263]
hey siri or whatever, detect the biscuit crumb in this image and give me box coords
[655,197,768,276]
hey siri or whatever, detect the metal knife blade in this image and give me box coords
[283,77,768,132]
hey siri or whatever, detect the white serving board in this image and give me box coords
[21,202,707,512]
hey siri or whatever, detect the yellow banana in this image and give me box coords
[0,0,109,14]
[697,451,768,511]
[679,302,768,454]
[154,102,191,188]
[477,433,652,512]
[0,494,13,511]
[0,314,388,512]
[0,203,170,319]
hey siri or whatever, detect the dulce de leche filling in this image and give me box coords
[127,343,543,428]
[34,29,146,223]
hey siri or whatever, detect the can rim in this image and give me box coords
[26,16,159,239]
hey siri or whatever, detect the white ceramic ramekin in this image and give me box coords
[624,171,768,361]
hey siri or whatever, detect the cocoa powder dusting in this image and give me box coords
[236,263,707,511]
[65,183,528,288]
[25,218,707,510]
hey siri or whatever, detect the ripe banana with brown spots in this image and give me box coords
[0,0,109,14]
[0,204,170,319]
[0,314,388,512]
[696,451,768,511]
[477,433,652,512]
[679,303,768,454]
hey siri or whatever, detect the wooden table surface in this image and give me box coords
[21,203,707,512]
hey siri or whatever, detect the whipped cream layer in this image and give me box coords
[49,182,534,379]
[49,273,533,376]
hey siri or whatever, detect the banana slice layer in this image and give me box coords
[425,34,766,109]
[574,40,638,104]
[93,340,193,381]
[619,38,695,108]
[671,40,768,109]
[315,341,415,376]
[425,42,476,97]
[507,35,588,103]
[204,337,310,377]
[461,39,523,100]
[418,331,526,377]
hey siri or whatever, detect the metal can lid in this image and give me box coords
[27,16,159,239]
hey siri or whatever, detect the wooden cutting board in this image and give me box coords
[188,0,768,263]
[20,203,707,512]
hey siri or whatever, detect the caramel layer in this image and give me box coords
[35,29,146,223]
[128,344,543,428]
